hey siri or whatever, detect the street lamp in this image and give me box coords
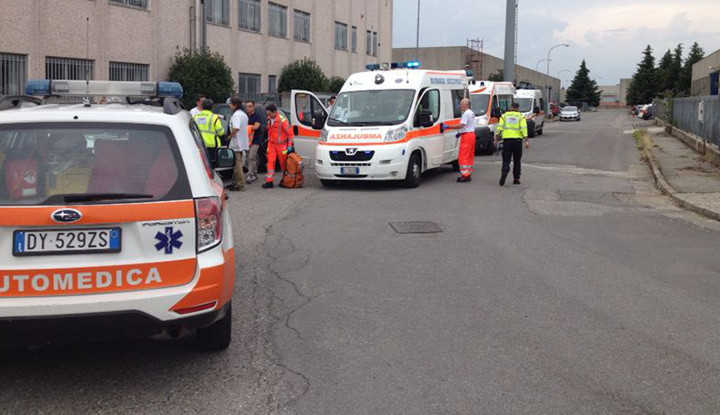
[415,0,421,60]
[546,44,569,111]
[535,59,550,88]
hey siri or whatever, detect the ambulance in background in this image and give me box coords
[514,89,545,137]
[469,81,515,154]
[291,62,469,188]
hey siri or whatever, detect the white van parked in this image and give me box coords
[514,89,545,137]
[468,81,515,154]
[293,62,469,188]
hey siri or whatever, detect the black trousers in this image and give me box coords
[501,139,523,179]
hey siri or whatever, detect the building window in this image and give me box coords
[293,10,310,42]
[268,75,277,93]
[268,3,287,38]
[0,53,27,96]
[206,0,229,26]
[109,0,149,9]
[239,73,261,94]
[109,62,149,81]
[372,31,378,56]
[351,26,357,53]
[238,0,261,32]
[366,30,372,55]
[46,57,94,80]
[334,22,348,51]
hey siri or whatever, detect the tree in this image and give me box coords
[656,49,676,96]
[168,48,234,108]
[278,58,328,93]
[327,76,346,93]
[678,42,704,96]
[627,45,657,105]
[488,69,504,82]
[565,60,601,107]
[670,43,684,93]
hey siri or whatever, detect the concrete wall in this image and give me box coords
[0,0,392,93]
[393,46,561,102]
[692,48,720,96]
[598,84,620,103]
[619,78,631,106]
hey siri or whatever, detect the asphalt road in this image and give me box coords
[4,111,720,414]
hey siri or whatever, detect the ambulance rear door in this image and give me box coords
[290,90,327,166]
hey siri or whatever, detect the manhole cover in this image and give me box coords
[389,221,443,234]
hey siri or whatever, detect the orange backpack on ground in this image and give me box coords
[280,152,304,188]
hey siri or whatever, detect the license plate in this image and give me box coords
[340,167,360,175]
[13,228,122,256]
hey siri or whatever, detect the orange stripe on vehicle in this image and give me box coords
[425,71,465,77]
[170,247,235,312]
[297,126,321,138]
[0,200,195,227]
[0,258,197,298]
[470,87,487,94]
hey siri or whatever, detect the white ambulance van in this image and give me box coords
[514,89,545,137]
[469,81,516,154]
[291,62,469,188]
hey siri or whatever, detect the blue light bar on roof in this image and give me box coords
[366,61,422,71]
[24,80,183,99]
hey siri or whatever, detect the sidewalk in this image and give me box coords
[640,126,720,221]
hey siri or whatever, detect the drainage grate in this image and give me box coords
[389,221,443,234]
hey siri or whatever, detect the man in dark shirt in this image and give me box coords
[245,100,264,183]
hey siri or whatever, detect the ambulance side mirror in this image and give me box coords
[534,106,541,115]
[312,115,326,130]
[491,107,502,118]
[215,147,236,169]
[415,110,434,128]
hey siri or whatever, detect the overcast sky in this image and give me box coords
[392,0,720,87]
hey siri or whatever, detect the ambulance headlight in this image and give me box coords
[384,126,408,142]
[320,128,329,142]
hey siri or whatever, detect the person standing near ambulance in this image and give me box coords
[263,103,294,189]
[193,99,225,162]
[444,98,476,182]
[495,102,529,186]
[228,97,249,191]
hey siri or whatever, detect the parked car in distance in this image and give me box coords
[639,104,654,120]
[559,106,581,121]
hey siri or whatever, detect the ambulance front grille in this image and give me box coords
[331,163,372,167]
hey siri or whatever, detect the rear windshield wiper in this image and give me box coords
[44,193,155,204]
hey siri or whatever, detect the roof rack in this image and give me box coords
[0,95,42,111]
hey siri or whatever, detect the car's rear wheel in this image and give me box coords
[195,303,232,352]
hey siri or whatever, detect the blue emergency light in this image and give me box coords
[366,61,422,71]
[25,80,183,99]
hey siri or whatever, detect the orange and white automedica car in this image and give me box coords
[0,80,237,351]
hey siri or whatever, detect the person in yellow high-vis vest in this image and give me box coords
[192,99,225,160]
[495,102,529,186]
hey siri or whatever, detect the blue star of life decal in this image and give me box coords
[155,226,183,255]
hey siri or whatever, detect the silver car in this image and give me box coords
[559,106,581,121]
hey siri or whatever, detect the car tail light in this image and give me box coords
[195,197,222,252]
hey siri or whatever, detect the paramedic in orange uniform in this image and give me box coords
[263,103,294,189]
[444,98,476,183]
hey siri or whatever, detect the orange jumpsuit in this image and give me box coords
[266,113,294,183]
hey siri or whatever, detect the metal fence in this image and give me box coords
[656,96,720,147]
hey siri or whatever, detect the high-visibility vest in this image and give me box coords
[193,110,224,148]
[497,111,528,139]
[267,114,293,146]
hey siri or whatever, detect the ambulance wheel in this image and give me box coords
[451,160,460,172]
[195,303,232,352]
[321,179,338,187]
[527,120,536,138]
[403,153,422,188]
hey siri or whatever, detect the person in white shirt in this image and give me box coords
[228,97,249,191]
[189,94,205,117]
[444,98,477,182]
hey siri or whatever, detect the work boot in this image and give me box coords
[513,179,521,185]
[500,172,508,186]
[262,182,274,189]
[457,176,472,183]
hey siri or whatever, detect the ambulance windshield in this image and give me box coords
[471,94,490,116]
[327,90,415,126]
[516,98,534,113]
[0,123,190,206]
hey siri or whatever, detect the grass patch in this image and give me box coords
[633,130,645,151]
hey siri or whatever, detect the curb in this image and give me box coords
[638,130,720,222]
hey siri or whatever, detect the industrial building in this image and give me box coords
[692,47,720,96]
[0,0,393,97]
[393,45,561,102]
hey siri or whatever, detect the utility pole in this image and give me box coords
[415,0,421,61]
[503,0,516,83]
